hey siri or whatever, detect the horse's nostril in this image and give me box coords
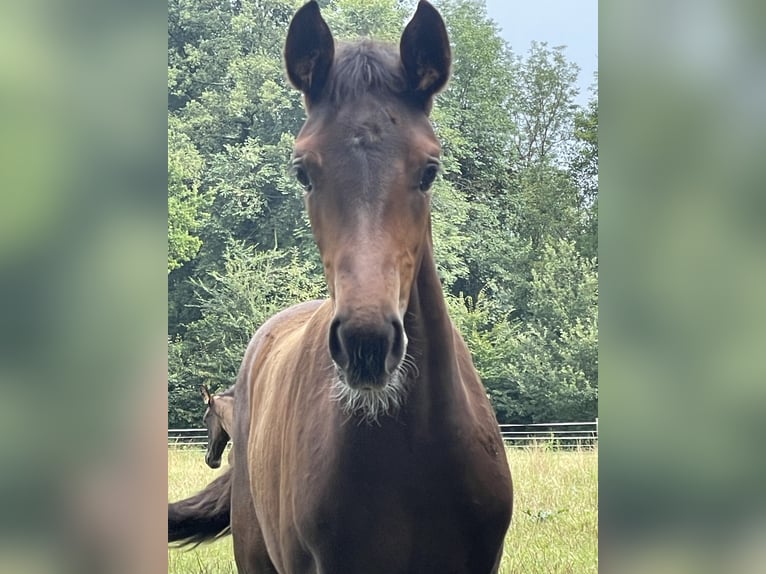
[329,318,349,370]
[329,312,408,386]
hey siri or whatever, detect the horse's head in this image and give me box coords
[285,1,450,401]
[200,385,233,469]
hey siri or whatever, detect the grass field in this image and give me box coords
[168,445,597,573]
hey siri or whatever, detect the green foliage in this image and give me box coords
[570,92,599,259]
[509,41,580,165]
[435,0,517,194]
[322,0,409,42]
[446,239,597,424]
[430,178,471,286]
[168,242,324,427]
[168,117,208,273]
[510,163,582,248]
[168,335,199,428]
[505,239,598,422]
[167,0,598,426]
[187,242,324,378]
[446,290,518,423]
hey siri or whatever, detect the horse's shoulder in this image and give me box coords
[242,299,327,357]
[261,299,328,336]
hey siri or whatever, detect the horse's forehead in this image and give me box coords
[295,102,438,159]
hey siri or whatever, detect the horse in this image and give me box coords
[168,2,513,572]
[200,384,235,469]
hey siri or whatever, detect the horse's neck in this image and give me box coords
[219,399,235,437]
[404,235,467,422]
[407,240,452,344]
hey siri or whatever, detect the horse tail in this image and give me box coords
[168,467,232,546]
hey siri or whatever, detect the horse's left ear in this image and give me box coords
[200,385,211,405]
[400,0,451,108]
[284,1,335,103]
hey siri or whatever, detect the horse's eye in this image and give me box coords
[293,166,312,192]
[419,164,439,192]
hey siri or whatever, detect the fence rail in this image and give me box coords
[168,428,210,448]
[499,421,597,449]
[169,420,597,450]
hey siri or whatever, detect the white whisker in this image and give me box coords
[330,364,411,426]
[399,352,420,379]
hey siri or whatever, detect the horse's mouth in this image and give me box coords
[334,364,391,391]
[331,363,409,424]
[350,380,388,391]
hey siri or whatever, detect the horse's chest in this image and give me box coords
[292,447,502,573]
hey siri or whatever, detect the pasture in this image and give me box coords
[168,445,597,573]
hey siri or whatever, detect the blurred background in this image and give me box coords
[0,0,168,571]
[601,0,766,571]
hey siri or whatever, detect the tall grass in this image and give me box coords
[500,446,598,573]
[168,445,597,573]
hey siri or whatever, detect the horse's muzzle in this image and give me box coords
[329,314,405,388]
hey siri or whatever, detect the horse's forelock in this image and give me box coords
[325,41,406,105]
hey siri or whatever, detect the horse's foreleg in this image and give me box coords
[230,460,276,573]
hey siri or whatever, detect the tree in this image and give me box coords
[504,239,598,422]
[447,239,597,424]
[168,241,325,426]
[322,0,409,42]
[168,117,207,273]
[509,41,580,166]
[426,0,519,308]
[570,90,598,260]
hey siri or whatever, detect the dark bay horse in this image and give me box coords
[169,2,513,571]
[200,384,235,469]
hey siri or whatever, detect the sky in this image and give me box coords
[484,0,598,105]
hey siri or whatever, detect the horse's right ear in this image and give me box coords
[400,1,451,109]
[200,385,211,405]
[284,1,335,103]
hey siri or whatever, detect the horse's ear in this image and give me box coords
[284,1,335,103]
[400,0,451,108]
[200,385,211,405]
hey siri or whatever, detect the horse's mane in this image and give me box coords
[326,40,406,104]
